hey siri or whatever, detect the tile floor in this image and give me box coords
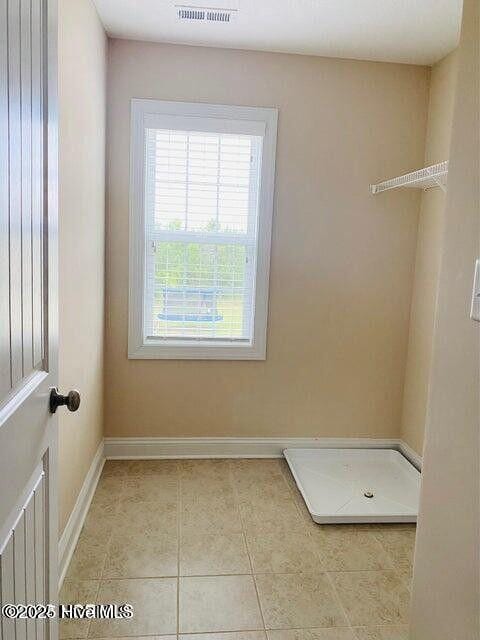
[61,459,415,640]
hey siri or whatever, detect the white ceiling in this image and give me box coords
[93,0,462,66]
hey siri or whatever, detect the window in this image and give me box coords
[128,99,278,359]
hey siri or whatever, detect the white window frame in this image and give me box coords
[128,99,278,360]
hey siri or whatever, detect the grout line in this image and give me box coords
[369,527,417,581]
[62,568,414,581]
[325,571,353,630]
[72,624,407,638]
[177,623,355,634]
[249,562,268,633]
[229,462,268,632]
[64,470,122,634]
[76,624,407,638]
[75,470,128,639]
[176,460,181,636]
[177,629,267,636]
[394,566,414,592]
[97,476,126,581]
[85,572,103,639]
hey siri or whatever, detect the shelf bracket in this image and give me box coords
[432,176,447,193]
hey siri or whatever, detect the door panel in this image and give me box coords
[7,0,24,388]
[1,0,46,403]
[25,497,37,640]
[31,0,45,371]
[0,470,47,640]
[1,536,15,640]
[13,511,27,640]
[20,0,34,377]
[0,0,9,396]
[34,482,46,640]
[0,1,58,638]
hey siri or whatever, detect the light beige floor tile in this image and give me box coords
[278,459,297,486]
[59,580,99,639]
[180,459,232,479]
[181,633,266,640]
[330,571,410,627]
[81,504,117,546]
[180,460,234,499]
[395,569,413,591]
[88,578,177,637]
[122,475,178,503]
[103,531,178,578]
[291,493,317,527]
[311,526,394,571]
[93,637,176,640]
[181,495,243,534]
[371,529,416,570]
[181,476,235,501]
[91,476,125,508]
[115,500,178,536]
[180,532,250,576]
[353,626,409,640]
[368,525,416,537]
[239,497,304,533]
[255,573,347,630]
[66,533,108,580]
[179,575,263,633]
[369,524,416,533]
[277,461,307,502]
[278,462,317,516]
[101,461,130,477]
[234,474,293,502]
[268,630,356,640]
[70,460,414,639]
[229,459,285,480]
[246,531,322,573]
[125,459,180,477]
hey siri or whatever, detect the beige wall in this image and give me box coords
[105,40,429,439]
[58,0,106,534]
[410,0,480,635]
[400,51,458,455]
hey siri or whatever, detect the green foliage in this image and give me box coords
[154,219,246,290]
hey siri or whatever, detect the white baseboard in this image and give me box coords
[58,441,105,588]
[104,436,408,460]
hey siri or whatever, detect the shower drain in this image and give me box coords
[363,490,374,498]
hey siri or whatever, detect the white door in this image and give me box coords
[0,1,67,639]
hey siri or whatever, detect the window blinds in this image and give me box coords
[144,127,263,343]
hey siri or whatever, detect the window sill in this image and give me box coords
[128,340,266,360]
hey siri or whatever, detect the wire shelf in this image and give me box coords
[370,160,448,195]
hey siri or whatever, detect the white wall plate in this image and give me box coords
[470,259,480,321]
[284,448,420,524]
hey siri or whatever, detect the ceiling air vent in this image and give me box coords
[206,10,231,22]
[178,8,205,21]
[176,4,236,23]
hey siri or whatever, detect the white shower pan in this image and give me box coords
[284,448,421,524]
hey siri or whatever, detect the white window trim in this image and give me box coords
[128,99,278,360]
